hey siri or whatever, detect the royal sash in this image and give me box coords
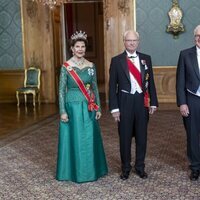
[127,58,149,107]
[63,62,99,111]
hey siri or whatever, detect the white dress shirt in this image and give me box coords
[125,51,142,94]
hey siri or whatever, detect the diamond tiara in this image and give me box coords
[71,31,87,40]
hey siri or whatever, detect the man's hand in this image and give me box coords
[149,106,157,114]
[180,104,189,117]
[112,111,120,122]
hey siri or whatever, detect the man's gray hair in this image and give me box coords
[123,30,140,41]
[194,25,200,35]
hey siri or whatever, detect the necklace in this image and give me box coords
[71,57,85,67]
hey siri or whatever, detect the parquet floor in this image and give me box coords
[0,101,177,131]
[0,103,58,139]
[0,102,178,140]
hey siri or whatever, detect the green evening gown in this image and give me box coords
[56,64,108,183]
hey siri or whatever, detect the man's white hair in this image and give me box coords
[123,30,140,41]
[194,25,200,35]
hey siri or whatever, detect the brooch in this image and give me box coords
[86,83,91,90]
[141,59,148,70]
[141,59,146,65]
[67,66,72,71]
[88,68,94,76]
[145,82,149,89]
[145,73,149,80]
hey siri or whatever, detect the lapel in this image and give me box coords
[120,51,130,81]
[189,46,200,80]
[120,51,146,83]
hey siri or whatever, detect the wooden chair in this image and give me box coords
[16,67,41,107]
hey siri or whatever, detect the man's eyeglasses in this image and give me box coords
[125,39,139,43]
[195,35,200,38]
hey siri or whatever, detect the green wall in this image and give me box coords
[136,0,200,66]
[0,0,23,69]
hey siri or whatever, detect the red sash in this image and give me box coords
[127,58,149,107]
[63,62,99,111]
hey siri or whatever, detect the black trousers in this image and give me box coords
[118,92,149,173]
[183,92,200,171]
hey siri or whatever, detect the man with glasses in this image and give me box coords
[109,30,158,180]
[176,25,200,181]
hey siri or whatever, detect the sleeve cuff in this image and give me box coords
[111,108,119,113]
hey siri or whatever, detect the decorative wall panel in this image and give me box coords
[136,0,200,66]
[153,67,176,103]
[0,0,23,69]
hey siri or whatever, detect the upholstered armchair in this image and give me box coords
[16,67,41,107]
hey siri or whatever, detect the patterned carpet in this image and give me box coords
[0,109,200,200]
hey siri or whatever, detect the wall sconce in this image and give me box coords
[166,0,184,39]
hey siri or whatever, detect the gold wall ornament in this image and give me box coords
[26,0,38,18]
[32,0,72,9]
[166,0,184,38]
[104,0,111,29]
[118,0,130,15]
[32,0,103,9]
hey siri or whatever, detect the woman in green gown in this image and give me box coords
[56,31,108,183]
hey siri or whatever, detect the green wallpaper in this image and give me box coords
[0,0,23,70]
[136,0,200,66]
[0,1,199,68]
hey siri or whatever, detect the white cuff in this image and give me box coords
[111,108,120,113]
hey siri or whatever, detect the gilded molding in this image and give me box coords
[133,0,136,30]
[103,0,111,29]
[26,0,38,19]
[118,0,130,15]
[20,0,26,69]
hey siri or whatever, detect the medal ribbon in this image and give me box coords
[127,58,149,107]
[63,62,99,111]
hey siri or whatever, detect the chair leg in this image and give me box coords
[38,92,40,105]
[24,94,27,106]
[33,93,36,107]
[16,91,20,106]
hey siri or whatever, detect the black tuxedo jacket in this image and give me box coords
[109,51,158,111]
[176,46,200,106]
